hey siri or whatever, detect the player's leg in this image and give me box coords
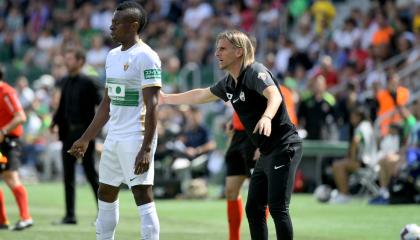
[81,140,99,205]
[119,137,159,240]
[2,170,33,230]
[0,187,8,229]
[96,139,123,240]
[266,143,302,240]
[331,157,360,201]
[225,131,252,240]
[245,159,268,240]
[226,175,247,240]
[96,183,120,240]
[132,185,159,240]
[1,138,32,230]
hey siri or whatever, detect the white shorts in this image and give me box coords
[99,137,157,188]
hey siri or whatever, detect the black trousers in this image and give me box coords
[246,142,302,240]
[61,127,99,218]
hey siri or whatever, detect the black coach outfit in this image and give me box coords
[210,62,302,240]
[52,73,101,223]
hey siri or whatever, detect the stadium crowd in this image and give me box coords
[0,0,419,203]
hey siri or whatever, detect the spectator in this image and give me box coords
[376,73,410,136]
[171,106,216,193]
[330,107,377,204]
[311,0,336,36]
[369,105,417,204]
[298,75,336,140]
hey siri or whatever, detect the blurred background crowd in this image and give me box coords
[0,0,419,200]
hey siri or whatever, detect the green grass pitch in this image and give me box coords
[0,182,419,240]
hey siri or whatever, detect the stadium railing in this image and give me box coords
[303,140,349,185]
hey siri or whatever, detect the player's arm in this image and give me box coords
[349,133,362,162]
[0,93,26,141]
[160,87,219,105]
[68,90,110,158]
[135,86,160,174]
[79,90,111,142]
[0,111,26,136]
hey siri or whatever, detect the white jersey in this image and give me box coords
[355,120,377,166]
[105,41,161,140]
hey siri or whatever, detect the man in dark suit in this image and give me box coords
[51,48,102,224]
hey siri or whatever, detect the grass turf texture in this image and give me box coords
[0,182,419,240]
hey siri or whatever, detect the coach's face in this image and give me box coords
[215,38,242,71]
[64,52,83,74]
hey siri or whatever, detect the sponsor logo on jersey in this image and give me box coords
[226,93,233,100]
[108,83,125,97]
[144,69,161,79]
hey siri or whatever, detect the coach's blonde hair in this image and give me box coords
[216,30,255,68]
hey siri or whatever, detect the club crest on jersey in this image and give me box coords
[239,91,245,101]
[226,93,233,100]
[123,63,129,71]
[257,72,267,80]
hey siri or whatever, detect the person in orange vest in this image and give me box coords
[376,73,410,136]
[0,67,33,230]
[280,83,298,126]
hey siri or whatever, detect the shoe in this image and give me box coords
[329,193,351,204]
[11,219,33,231]
[368,196,389,205]
[52,216,77,225]
[0,222,9,230]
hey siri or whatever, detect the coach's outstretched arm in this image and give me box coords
[159,87,219,105]
[68,90,111,158]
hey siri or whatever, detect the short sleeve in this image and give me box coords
[248,64,277,95]
[4,91,23,114]
[209,78,229,102]
[141,52,162,89]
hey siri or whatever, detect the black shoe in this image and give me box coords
[11,219,33,231]
[52,217,77,225]
[0,223,9,230]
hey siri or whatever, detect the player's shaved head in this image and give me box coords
[116,1,147,34]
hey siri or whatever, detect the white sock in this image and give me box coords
[138,202,160,240]
[379,187,390,199]
[96,199,119,240]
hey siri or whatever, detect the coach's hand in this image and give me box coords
[253,115,272,137]
[134,148,151,175]
[68,138,89,159]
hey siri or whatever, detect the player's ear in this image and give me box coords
[131,21,140,34]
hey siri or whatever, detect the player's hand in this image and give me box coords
[253,115,272,136]
[67,138,89,159]
[134,148,151,175]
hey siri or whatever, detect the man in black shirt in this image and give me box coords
[298,75,335,140]
[160,30,302,240]
[51,48,101,224]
